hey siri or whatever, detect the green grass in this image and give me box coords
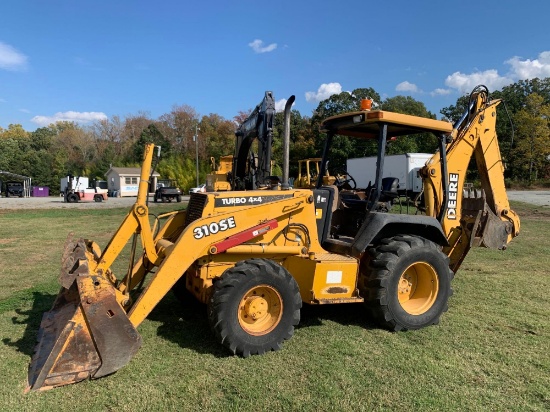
[0,202,549,411]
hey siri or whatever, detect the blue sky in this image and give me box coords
[1,0,550,131]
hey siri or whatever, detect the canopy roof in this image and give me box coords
[320,110,454,139]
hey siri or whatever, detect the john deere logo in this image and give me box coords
[447,173,459,220]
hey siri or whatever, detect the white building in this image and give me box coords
[105,167,160,197]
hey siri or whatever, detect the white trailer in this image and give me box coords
[346,153,432,197]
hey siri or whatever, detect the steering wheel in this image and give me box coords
[334,170,356,190]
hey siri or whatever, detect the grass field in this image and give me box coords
[0,201,548,411]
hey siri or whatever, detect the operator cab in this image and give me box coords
[316,105,453,253]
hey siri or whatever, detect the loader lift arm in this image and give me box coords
[27,143,163,391]
[94,144,161,273]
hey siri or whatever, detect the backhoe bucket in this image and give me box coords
[27,236,142,391]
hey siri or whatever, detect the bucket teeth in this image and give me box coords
[59,235,89,290]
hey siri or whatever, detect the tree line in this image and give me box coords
[1,78,549,194]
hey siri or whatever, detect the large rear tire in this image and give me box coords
[363,235,453,331]
[208,258,301,357]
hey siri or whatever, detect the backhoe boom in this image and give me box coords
[422,86,520,270]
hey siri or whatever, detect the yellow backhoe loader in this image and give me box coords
[28,85,519,391]
[294,157,356,190]
[206,155,233,192]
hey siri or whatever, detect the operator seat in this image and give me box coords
[379,177,399,204]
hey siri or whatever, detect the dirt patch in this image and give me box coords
[515,206,550,220]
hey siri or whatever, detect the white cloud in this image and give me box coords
[31,111,107,126]
[445,69,513,94]
[506,51,550,79]
[430,88,452,96]
[275,98,294,112]
[443,51,550,94]
[396,81,420,93]
[305,82,343,103]
[19,108,30,113]
[248,39,277,54]
[0,42,28,71]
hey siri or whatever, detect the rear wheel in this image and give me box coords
[363,235,453,331]
[94,195,103,202]
[176,195,182,202]
[208,258,301,357]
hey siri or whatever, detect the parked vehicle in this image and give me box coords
[154,180,182,203]
[5,181,24,197]
[294,158,354,190]
[189,183,206,194]
[206,156,233,191]
[62,176,108,203]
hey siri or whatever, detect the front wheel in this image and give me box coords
[94,195,103,202]
[176,195,182,202]
[208,259,301,357]
[363,235,453,331]
[67,193,78,203]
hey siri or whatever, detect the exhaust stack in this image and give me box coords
[281,95,295,190]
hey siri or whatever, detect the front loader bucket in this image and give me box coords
[27,237,142,391]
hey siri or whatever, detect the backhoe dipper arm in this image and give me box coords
[422,86,520,271]
[233,91,275,189]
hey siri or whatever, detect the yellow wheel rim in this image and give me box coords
[238,285,283,336]
[397,262,439,315]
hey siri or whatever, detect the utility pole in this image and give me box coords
[194,125,200,186]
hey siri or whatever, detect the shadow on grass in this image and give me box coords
[2,289,378,361]
[297,302,377,330]
[148,292,228,358]
[149,292,377,356]
[2,291,57,357]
